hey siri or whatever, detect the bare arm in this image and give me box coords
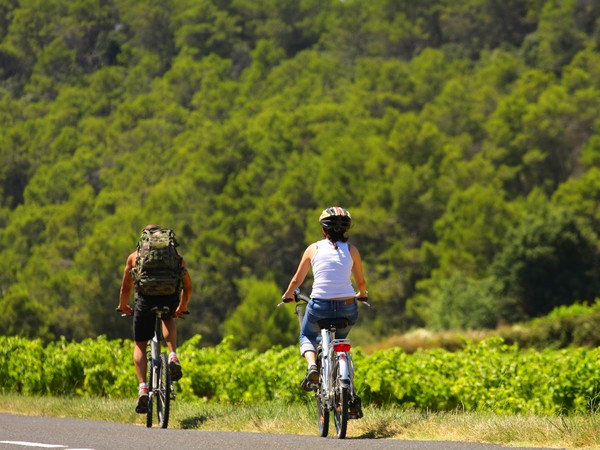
[117,252,137,315]
[176,259,192,317]
[282,243,317,299]
[350,245,368,298]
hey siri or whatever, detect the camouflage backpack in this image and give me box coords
[132,228,184,296]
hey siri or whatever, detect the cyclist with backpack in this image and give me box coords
[282,207,368,396]
[117,224,193,414]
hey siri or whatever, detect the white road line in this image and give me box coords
[0,442,66,448]
[0,441,94,450]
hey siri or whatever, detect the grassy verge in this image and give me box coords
[1,393,599,448]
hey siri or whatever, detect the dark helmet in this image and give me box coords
[319,206,352,232]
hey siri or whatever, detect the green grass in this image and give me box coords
[1,393,599,448]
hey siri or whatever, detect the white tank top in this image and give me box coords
[310,240,355,299]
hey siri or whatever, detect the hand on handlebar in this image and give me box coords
[115,305,133,316]
[277,297,295,307]
[355,293,371,307]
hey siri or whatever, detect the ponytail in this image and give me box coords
[323,228,348,250]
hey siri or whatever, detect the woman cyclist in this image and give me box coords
[282,206,368,399]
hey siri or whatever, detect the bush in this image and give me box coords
[499,299,600,349]
[2,334,600,414]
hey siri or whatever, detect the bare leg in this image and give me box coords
[300,350,318,391]
[303,350,317,366]
[162,318,177,354]
[134,341,148,384]
[162,317,183,381]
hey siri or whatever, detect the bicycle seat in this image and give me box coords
[317,318,349,330]
[150,306,171,315]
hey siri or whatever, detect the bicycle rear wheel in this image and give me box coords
[315,381,329,437]
[146,354,153,428]
[332,359,348,439]
[156,352,171,429]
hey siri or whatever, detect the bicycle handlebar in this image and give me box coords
[115,307,190,317]
[115,307,131,317]
[356,297,371,307]
[278,289,371,307]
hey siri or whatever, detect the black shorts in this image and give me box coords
[133,293,180,342]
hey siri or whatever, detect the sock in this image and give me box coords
[169,352,177,360]
[139,383,148,391]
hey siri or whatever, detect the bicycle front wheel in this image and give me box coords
[332,359,348,439]
[156,352,171,429]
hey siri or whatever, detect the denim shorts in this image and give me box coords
[299,298,359,356]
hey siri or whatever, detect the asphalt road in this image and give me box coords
[0,413,560,450]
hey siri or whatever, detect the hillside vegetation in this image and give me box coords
[1,0,600,347]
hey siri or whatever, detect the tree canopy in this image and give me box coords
[1,0,599,348]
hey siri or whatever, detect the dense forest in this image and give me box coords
[1,0,600,349]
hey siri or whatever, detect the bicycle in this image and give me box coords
[280,289,370,439]
[145,306,175,428]
[117,305,187,429]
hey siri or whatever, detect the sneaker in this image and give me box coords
[300,364,319,391]
[348,395,363,419]
[135,388,149,414]
[169,356,183,381]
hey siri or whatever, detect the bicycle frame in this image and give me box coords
[149,311,163,394]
